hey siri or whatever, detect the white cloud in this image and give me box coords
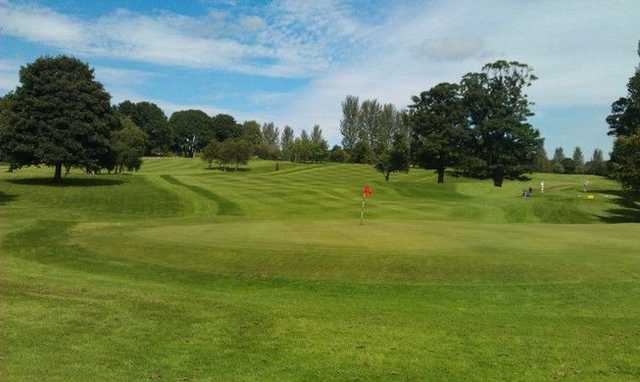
[0,1,372,78]
[275,0,640,144]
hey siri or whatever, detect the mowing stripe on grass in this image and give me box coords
[160,175,243,216]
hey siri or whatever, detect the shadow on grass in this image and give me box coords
[203,167,251,172]
[0,191,18,206]
[7,177,126,187]
[594,189,640,223]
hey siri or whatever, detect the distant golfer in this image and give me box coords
[583,180,590,192]
[540,180,544,193]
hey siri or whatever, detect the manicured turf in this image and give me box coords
[1,158,639,381]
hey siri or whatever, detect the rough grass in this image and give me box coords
[1,158,640,381]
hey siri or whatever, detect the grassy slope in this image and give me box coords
[1,158,640,381]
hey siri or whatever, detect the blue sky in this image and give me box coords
[1,0,639,156]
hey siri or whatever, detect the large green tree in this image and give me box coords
[241,121,263,145]
[375,132,410,181]
[212,114,241,141]
[218,138,253,170]
[169,109,214,157]
[340,95,360,153]
[607,42,640,192]
[610,134,640,192]
[410,82,469,183]
[460,60,542,187]
[572,146,585,174]
[0,56,116,182]
[111,117,146,173]
[116,101,171,155]
[280,126,295,160]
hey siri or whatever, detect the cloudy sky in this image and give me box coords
[1,0,639,155]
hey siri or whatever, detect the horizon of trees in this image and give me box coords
[0,55,338,181]
[0,53,636,192]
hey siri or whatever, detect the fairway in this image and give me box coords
[1,158,640,381]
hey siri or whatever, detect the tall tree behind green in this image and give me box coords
[340,95,360,153]
[410,82,469,183]
[572,147,585,173]
[607,42,640,191]
[551,148,566,173]
[212,114,241,141]
[460,60,542,187]
[169,109,214,157]
[280,126,295,160]
[375,132,410,181]
[587,149,607,176]
[111,117,146,173]
[534,144,551,173]
[0,56,116,181]
[310,125,329,162]
[359,99,382,158]
[372,103,396,157]
[262,122,280,146]
[241,121,263,145]
[116,101,171,155]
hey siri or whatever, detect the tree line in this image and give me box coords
[0,55,335,181]
[534,146,608,176]
[339,60,542,186]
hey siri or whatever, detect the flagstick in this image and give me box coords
[360,195,366,225]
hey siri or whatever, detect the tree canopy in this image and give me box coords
[170,109,214,157]
[460,61,542,186]
[116,101,171,155]
[0,56,116,181]
[608,41,640,192]
[410,82,469,183]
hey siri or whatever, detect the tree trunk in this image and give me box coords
[437,166,445,184]
[493,166,504,187]
[53,162,62,183]
[385,172,390,182]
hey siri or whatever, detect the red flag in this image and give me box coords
[362,185,373,198]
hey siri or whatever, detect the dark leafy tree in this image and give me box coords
[169,109,214,157]
[351,139,373,164]
[280,126,295,160]
[572,146,585,173]
[460,60,542,187]
[0,56,116,182]
[375,132,410,181]
[340,95,360,153]
[561,158,577,174]
[261,122,280,146]
[607,42,640,192]
[410,82,469,183]
[116,101,171,155]
[534,144,551,173]
[586,149,607,176]
[111,117,146,173]
[212,114,241,141]
[241,120,263,145]
[201,139,220,169]
[310,125,329,162]
[329,145,348,162]
[610,133,640,192]
[255,143,280,160]
[552,147,565,164]
[218,138,253,170]
[607,43,640,138]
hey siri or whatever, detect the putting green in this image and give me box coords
[1,158,639,381]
